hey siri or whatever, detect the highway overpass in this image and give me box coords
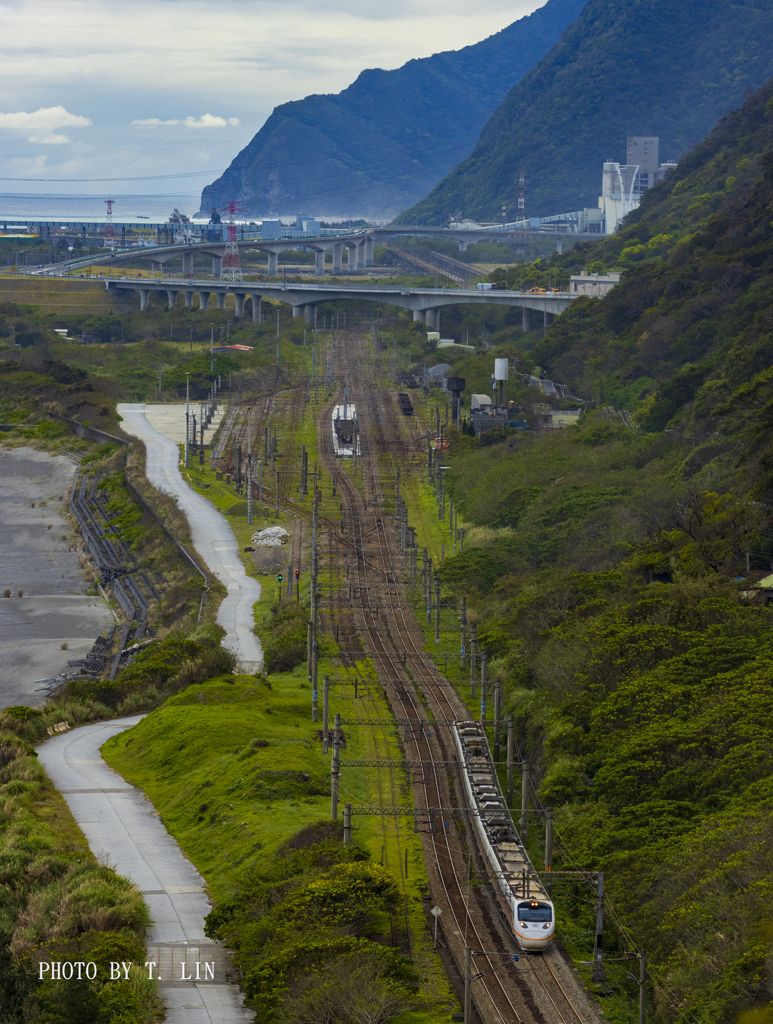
[103,276,575,331]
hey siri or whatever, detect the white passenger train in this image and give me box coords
[452,721,554,951]
[332,400,360,458]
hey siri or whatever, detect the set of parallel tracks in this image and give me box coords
[313,331,588,1024]
[214,337,591,1023]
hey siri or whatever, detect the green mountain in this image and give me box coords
[199,0,586,220]
[431,78,773,1022]
[403,0,773,223]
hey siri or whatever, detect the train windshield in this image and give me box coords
[517,901,552,922]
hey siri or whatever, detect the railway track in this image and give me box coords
[311,329,596,1024]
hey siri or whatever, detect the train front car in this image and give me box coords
[332,402,358,458]
[452,721,554,952]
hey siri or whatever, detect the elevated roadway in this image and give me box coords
[104,276,575,330]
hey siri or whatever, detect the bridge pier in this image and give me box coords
[315,250,325,276]
[149,260,163,274]
[234,293,245,318]
[413,310,426,324]
[184,290,194,308]
[199,291,211,311]
[304,305,316,324]
[140,288,151,311]
[522,307,532,332]
[346,243,359,272]
[166,290,179,308]
[556,239,563,255]
[365,236,374,267]
[544,311,554,333]
[426,308,439,332]
[268,252,278,276]
[212,256,222,277]
[458,241,469,253]
[252,296,261,323]
[332,242,342,275]
[293,305,304,318]
[216,292,225,310]
[183,252,193,277]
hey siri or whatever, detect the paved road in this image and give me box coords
[37,717,254,1023]
[117,404,262,670]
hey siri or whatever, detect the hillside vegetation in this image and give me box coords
[431,78,773,1023]
[200,0,586,219]
[403,0,773,223]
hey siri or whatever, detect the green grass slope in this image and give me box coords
[403,0,773,223]
[102,671,455,1022]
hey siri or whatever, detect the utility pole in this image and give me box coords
[460,596,466,669]
[480,652,487,727]
[246,407,252,526]
[331,712,341,820]
[210,324,214,372]
[323,675,329,753]
[639,954,647,1024]
[506,714,514,806]
[434,578,440,643]
[464,947,472,1024]
[592,872,605,982]
[545,807,553,894]
[185,372,190,468]
[520,760,529,839]
[470,623,477,698]
[493,678,501,760]
[343,803,352,847]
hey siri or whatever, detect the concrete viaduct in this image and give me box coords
[43,223,604,280]
[104,277,575,331]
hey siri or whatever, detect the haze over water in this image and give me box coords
[0,194,202,221]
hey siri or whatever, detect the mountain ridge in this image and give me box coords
[199,0,587,219]
[402,0,773,222]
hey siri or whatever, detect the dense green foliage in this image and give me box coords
[204,825,418,1023]
[201,0,584,218]
[434,78,773,1022]
[404,0,773,223]
[0,727,158,1023]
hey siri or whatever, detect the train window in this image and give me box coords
[517,901,552,922]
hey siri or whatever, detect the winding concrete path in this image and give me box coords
[38,717,254,1023]
[116,403,262,670]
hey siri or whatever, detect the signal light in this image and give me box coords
[278,573,282,582]
[295,570,300,579]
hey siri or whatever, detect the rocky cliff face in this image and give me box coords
[199,0,587,220]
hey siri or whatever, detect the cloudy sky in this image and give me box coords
[0,0,542,208]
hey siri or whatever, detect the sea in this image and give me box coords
[0,193,204,223]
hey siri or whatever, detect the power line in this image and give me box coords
[0,170,226,183]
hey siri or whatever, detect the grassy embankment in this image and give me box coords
[0,708,159,1024]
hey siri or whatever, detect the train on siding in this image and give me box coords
[397,392,414,416]
[452,720,554,951]
[332,400,360,458]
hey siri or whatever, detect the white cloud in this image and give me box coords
[0,105,91,132]
[28,132,71,144]
[131,117,181,127]
[184,114,240,129]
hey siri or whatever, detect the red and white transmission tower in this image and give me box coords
[104,199,115,249]
[220,201,243,281]
[517,169,527,222]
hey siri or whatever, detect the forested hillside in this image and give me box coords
[403,0,773,223]
[199,0,586,219]
[438,77,773,1022]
